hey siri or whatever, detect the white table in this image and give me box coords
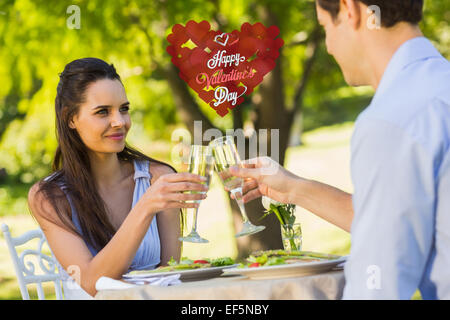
[95,270,345,300]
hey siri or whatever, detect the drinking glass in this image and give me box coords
[280,223,302,251]
[178,145,214,243]
[209,136,266,237]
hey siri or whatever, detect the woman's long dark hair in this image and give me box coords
[34,57,178,252]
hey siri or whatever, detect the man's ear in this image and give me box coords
[341,0,362,29]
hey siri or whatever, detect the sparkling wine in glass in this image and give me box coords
[178,145,214,243]
[209,136,266,237]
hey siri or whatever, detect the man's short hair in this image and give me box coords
[317,0,424,27]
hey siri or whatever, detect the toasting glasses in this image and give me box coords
[209,136,266,237]
[178,145,215,243]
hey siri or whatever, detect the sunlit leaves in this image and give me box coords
[0,0,448,183]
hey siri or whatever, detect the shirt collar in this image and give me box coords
[374,36,443,99]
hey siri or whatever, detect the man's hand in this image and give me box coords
[228,156,300,204]
[227,156,353,232]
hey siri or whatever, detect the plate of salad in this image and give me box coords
[222,250,346,280]
[123,257,237,282]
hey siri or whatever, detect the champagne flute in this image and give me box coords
[178,145,214,243]
[209,136,266,237]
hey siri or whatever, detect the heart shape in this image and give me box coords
[214,33,229,46]
[167,20,284,117]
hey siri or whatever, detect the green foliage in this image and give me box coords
[0,179,32,217]
[260,203,296,226]
[0,0,448,185]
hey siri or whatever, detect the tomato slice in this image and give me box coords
[194,260,209,264]
[249,262,261,268]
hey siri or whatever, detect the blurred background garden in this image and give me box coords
[0,0,448,299]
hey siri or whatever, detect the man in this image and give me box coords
[229,0,450,299]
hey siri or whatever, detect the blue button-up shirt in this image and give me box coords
[343,37,450,299]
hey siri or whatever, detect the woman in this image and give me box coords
[27,57,207,298]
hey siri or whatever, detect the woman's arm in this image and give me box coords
[28,172,206,297]
[156,207,181,265]
[28,183,154,296]
[150,163,182,265]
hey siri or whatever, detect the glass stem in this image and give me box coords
[231,188,249,223]
[190,206,199,233]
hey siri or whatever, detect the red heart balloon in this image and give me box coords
[167,20,284,117]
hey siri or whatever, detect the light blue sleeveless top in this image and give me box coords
[43,159,161,298]
[57,159,161,269]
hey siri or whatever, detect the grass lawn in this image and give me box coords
[0,121,421,300]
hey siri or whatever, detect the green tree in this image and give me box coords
[0,0,448,256]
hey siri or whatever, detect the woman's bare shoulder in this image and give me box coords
[28,182,54,223]
[28,181,51,213]
[27,180,70,229]
[148,160,176,182]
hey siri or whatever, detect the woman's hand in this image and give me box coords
[228,156,300,204]
[139,172,208,215]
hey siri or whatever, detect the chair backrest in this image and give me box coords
[1,223,64,300]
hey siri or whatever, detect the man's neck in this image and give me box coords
[363,23,423,90]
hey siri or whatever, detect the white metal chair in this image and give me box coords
[1,223,64,300]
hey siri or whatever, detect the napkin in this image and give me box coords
[123,273,182,286]
[95,273,182,291]
[95,277,138,291]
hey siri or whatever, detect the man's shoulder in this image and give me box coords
[355,100,449,151]
[355,51,450,150]
[368,55,448,117]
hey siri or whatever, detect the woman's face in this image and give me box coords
[69,78,131,155]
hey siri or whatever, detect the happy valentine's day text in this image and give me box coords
[195,49,253,107]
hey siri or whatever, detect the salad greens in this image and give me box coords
[252,249,341,260]
[237,250,341,268]
[246,253,286,266]
[210,257,235,266]
[128,251,341,276]
[150,256,235,272]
